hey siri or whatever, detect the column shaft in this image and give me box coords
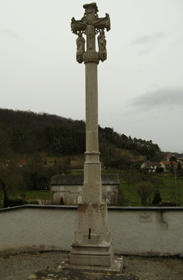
[83,61,102,203]
[85,62,99,154]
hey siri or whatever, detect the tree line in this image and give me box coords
[0,108,161,160]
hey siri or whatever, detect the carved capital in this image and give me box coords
[98,51,107,62]
[83,51,99,64]
[76,54,84,64]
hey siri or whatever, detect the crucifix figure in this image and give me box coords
[71,3,110,63]
[76,32,85,63]
[68,3,122,271]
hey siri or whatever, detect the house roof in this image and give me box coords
[16,160,26,166]
[143,162,161,167]
[0,160,26,167]
[101,174,120,185]
[161,161,177,165]
[50,174,119,186]
[161,161,171,165]
[167,153,175,158]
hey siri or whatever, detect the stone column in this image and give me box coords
[70,55,113,269]
[83,62,102,204]
[70,3,114,268]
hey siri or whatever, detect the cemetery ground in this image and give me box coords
[1,251,183,280]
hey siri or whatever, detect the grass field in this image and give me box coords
[0,190,50,208]
[119,172,183,206]
[0,169,183,208]
[102,168,183,206]
[25,190,50,201]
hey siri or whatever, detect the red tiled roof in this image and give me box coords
[0,160,26,167]
[167,153,174,157]
[16,160,26,166]
[161,161,171,165]
[161,161,177,165]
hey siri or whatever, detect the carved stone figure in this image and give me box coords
[76,32,85,63]
[98,30,106,52]
[71,3,110,63]
[86,22,94,50]
[76,32,85,55]
[98,30,107,61]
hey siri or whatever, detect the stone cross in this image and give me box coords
[71,3,110,63]
[70,3,114,269]
[71,2,110,205]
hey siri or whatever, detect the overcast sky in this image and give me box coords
[1,0,183,153]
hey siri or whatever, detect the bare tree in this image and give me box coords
[0,160,23,208]
[136,181,154,206]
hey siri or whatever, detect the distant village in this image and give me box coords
[4,153,182,174]
[141,153,183,173]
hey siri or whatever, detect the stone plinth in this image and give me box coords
[70,202,114,267]
[62,255,123,274]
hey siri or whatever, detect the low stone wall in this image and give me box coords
[0,205,183,256]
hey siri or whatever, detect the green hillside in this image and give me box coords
[0,108,165,208]
[0,108,161,163]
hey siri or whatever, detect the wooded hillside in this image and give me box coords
[0,108,161,161]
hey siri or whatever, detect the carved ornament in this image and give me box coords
[71,3,110,64]
[83,51,99,64]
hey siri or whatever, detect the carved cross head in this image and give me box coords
[71,3,110,64]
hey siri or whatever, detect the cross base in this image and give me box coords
[69,202,114,267]
[61,255,123,274]
[70,240,113,267]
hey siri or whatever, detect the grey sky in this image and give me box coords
[132,32,166,45]
[1,0,183,153]
[128,87,183,109]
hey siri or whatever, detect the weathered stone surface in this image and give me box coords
[70,3,114,268]
[63,255,123,273]
[71,3,110,64]
[2,206,183,257]
[70,202,114,267]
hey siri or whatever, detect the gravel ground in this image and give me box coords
[0,251,183,280]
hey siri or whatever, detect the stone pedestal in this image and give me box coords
[70,203,113,267]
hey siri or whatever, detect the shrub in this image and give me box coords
[29,200,39,204]
[117,188,126,206]
[60,196,64,205]
[152,190,162,205]
[6,198,28,208]
[136,181,154,206]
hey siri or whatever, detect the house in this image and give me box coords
[0,160,26,168]
[141,162,161,172]
[50,174,119,205]
[160,161,177,172]
[166,153,175,161]
[16,160,26,168]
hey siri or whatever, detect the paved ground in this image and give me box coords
[29,269,139,280]
[0,251,183,280]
